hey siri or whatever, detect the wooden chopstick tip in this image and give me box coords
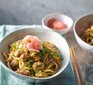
[70,46,85,85]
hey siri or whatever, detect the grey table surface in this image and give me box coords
[66,32,93,85]
[0,0,93,85]
[0,0,93,25]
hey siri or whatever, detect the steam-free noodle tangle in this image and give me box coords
[2,35,62,78]
[82,25,93,45]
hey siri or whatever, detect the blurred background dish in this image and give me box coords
[74,14,93,51]
[42,13,73,35]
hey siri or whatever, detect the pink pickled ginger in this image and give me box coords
[23,35,42,52]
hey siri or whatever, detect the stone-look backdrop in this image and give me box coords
[0,0,92,25]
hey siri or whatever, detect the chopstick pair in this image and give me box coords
[70,46,85,85]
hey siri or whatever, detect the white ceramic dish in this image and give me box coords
[0,27,70,83]
[42,13,73,35]
[74,14,93,51]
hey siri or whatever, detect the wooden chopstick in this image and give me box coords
[70,46,85,85]
[70,48,79,85]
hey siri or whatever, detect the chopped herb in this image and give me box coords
[13,42,19,50]
[19,57,23,61]
[28,60,34,67]
[37,44,59,59]
[29,69,35,76]
[36,49,45,59]
[51,52,58,58]
[43,45,49,53]
[19,48,23,51]
[46,61,50,67]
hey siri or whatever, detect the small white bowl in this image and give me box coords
[42,13,73,35]
[74,14,93,51]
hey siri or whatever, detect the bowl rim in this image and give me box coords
[73,13,93,48]
[0,27,70,80]
[42,12,73,32]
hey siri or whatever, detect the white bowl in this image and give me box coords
[0,28,70,83]
[42,13,73,35]
[74,14,93,51]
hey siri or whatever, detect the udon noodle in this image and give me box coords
[82,25,93,45]
[2,35,62,78]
